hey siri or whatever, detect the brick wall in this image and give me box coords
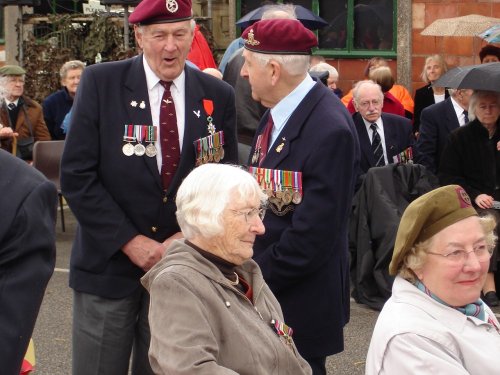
[326,0,500,100]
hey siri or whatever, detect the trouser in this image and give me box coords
[72,288,154,375]
[305,356,327,375]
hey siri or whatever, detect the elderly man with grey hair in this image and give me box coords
[142,163,312,375]
[241,18,360,374]
[351,80,414,176]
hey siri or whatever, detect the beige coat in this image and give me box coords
[0,96,51,155]
[141,240,311,375]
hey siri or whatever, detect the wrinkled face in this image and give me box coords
[482,55,499,64]
[354,84,383,123]
[213,193,265,265]
[62,68,83,97]
[135,21,194,82]
[327,76,337,90]
[425,59,443,82]
[456,89,473,109]
[413,216,489,307]
[475,94,500,128]
[241,49,273,108]
[5,75,24,100]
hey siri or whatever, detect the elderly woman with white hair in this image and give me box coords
[366,185,500,374]
[439,90,500,307]
[141,163,311,375]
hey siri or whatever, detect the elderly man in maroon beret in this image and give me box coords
[60,0,237,373]
[242,18,360,375]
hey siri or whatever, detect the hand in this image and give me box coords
[475,194,494,209]
[497,141,500,151]
[162,232,184,253]
[0,127,18,139]
[122,235,165,272]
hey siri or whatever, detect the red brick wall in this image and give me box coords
[325,0,500,100]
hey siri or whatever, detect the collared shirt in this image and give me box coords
[363,117,388,165]
[450,96,468,126]
[268,74,315,148]
[143,55,186,172]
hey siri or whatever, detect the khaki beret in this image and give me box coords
[389,185,477,275]
[0,65,26,76]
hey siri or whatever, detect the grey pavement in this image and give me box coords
[33,208,499,374]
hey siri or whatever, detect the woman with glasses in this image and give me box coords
[439,90,500,307]
[366,185,500,374]
[141,163,311,375]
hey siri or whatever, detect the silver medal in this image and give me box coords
[122,143,134,156]
[145,143,157,157]
[134,143,146,156]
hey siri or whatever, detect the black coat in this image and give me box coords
[349,163,438,311]
[413,83,449,133]
[438,119,500,202]
[0,150,57,375]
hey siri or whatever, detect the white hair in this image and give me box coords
[176,164,267,240]
[468,90,500,121]
[309,62,338,80]
[252,53,310,76]
[352,80,384,105]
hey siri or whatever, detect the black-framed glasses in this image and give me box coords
[230,206,266,222]
[427,246,492,264]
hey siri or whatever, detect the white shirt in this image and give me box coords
[268,74,315,148]
[143,55,187,172]
[434,93,446,104]
[450,96,469,126]
[363,117,388,165]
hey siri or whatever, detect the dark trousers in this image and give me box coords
[72,288,154,375]
[305,356,327,375]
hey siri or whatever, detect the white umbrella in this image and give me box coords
[421,14,500,37]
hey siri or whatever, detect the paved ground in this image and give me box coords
[31,209,499,374]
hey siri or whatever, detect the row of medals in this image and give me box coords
[196,146,225,166]
[123,139,157,157]
[264,185,303,206]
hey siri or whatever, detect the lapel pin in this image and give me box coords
[276,143,284,153]
[193,110,201,118]
[139,101,146,109]
[130,100,138,107]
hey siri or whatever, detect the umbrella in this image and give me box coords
[421,14,500,37]
[235,5,328,30]
[478,24,500,44]
[433,62,500,92]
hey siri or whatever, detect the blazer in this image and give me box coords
[0,96,51,154]
[353,112,414,175]
[0,149,57,375]
[415,97,461,174]
[413,83,449,133]
[248,82,360,359]
[42,88,73,140]
[61,55,237,299]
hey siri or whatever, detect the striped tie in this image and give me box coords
[370,123,385,167]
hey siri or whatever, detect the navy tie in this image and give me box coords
[370,123,385,167]
[463,110,469,124]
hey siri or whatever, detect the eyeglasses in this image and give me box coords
[427,246,492,264]
[357,99,382,109]
[230,206,266,223]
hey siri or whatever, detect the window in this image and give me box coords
[238,0,396,58]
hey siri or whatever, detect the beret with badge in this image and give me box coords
[0,65,26,76]
[389,185,478,276]
[241,19,318,55]
[129,0,192,25]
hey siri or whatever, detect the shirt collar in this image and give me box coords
[143,54,185,93]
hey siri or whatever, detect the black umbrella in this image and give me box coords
[433,62,500,92]
[235,5,328,30]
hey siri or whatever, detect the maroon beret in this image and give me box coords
[242,19,317,55]
[129,0,192,25]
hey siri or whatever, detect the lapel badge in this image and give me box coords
[139,101,146,109]
[244,29,260,46]
[193,110,201,118]
[130,100,137,107]
[276,138,286,153]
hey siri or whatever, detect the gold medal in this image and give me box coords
[283,189,292,205]
[292,191,302,204]
[214,147,221,163]
[145,143,157,157]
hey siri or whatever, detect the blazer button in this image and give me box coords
[163,196,168,203]
[151,226,158,233]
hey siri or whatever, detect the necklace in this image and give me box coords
[228,272,239,286]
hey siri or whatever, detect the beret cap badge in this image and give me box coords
[166,0,178,13]
[244,29,260,46]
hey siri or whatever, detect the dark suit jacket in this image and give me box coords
[353,112,414,175]
[413,83,449,133]
[61,55,237,298]
[248,82,360,358]
[0,149,57,375]
[415,97,461,174]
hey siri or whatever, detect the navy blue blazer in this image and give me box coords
[0,150,57,375]
[248,82,360,358]
[415,97,461,174]
[61,55,237,298]
[353,112,414,175]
